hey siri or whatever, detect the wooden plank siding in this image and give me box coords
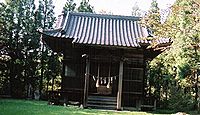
[60,45,146,108]
[122,54,144,108]
[43,28,152,109]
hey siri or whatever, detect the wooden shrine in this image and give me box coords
[40,12,170,110]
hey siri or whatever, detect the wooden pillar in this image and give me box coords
[153,99,157,110]
[117,60,123,110]
[136,99,141,110]
[83,56,90,108]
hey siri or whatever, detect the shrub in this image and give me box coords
[168,86,195,112]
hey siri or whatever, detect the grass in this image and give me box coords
[0,99,193,115]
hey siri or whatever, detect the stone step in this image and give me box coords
[87,95,117,110]
[88,96,116,102]
[88,100,117,105]
[87,104,116,110]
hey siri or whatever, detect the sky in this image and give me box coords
[0,0,176,16]
[54,0,176,16]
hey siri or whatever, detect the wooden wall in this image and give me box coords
[49,41,146,106]
[61,47,85,103]
[122,59,144,107]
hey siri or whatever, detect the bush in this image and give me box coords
[168,86,195,112]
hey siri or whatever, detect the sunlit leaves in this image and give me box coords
[143,0,200,110]
[63,0,76,12]
[63,0,94,13]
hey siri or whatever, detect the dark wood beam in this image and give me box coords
[117,60,124,110]
[83,56,90,108]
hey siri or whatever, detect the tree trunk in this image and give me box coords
[195,71,199,110]
[39,1,47,99]
[9,61,14,97]
[39,44,44,99]
[47,78,49,92]
[198,84,200,113]
[149,85,152,96]
[196,71,200,113]
[52,77,55,92]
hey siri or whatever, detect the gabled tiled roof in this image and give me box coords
[42,12,168,48]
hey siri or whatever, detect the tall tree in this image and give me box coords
[77,0,94,13]
[141,0,164,102]
[37,0,55,29]
[62,0,94,13]
[63,0,76,12]
[0,0,42,98]
[36,0,56,99]
[132,2,143,17]
[0,2,12,95]
[164,0,200,110]
[144,0,200,111]
[0,0,61,99]
[141,0,161,39]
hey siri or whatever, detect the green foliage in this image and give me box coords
[63,0,94,13]
[63,0,76,12]
[143,0,200,111]
[141,0,161,37]
[37,0,55,29]
[168,86,195,111]
[44,52,62,92]
[0,0,61,99]
[0,3,10,93]
[36,0,59,99]
[77,0,94,13]
[0,0,42,97]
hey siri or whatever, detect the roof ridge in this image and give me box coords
[61,11,141,20]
